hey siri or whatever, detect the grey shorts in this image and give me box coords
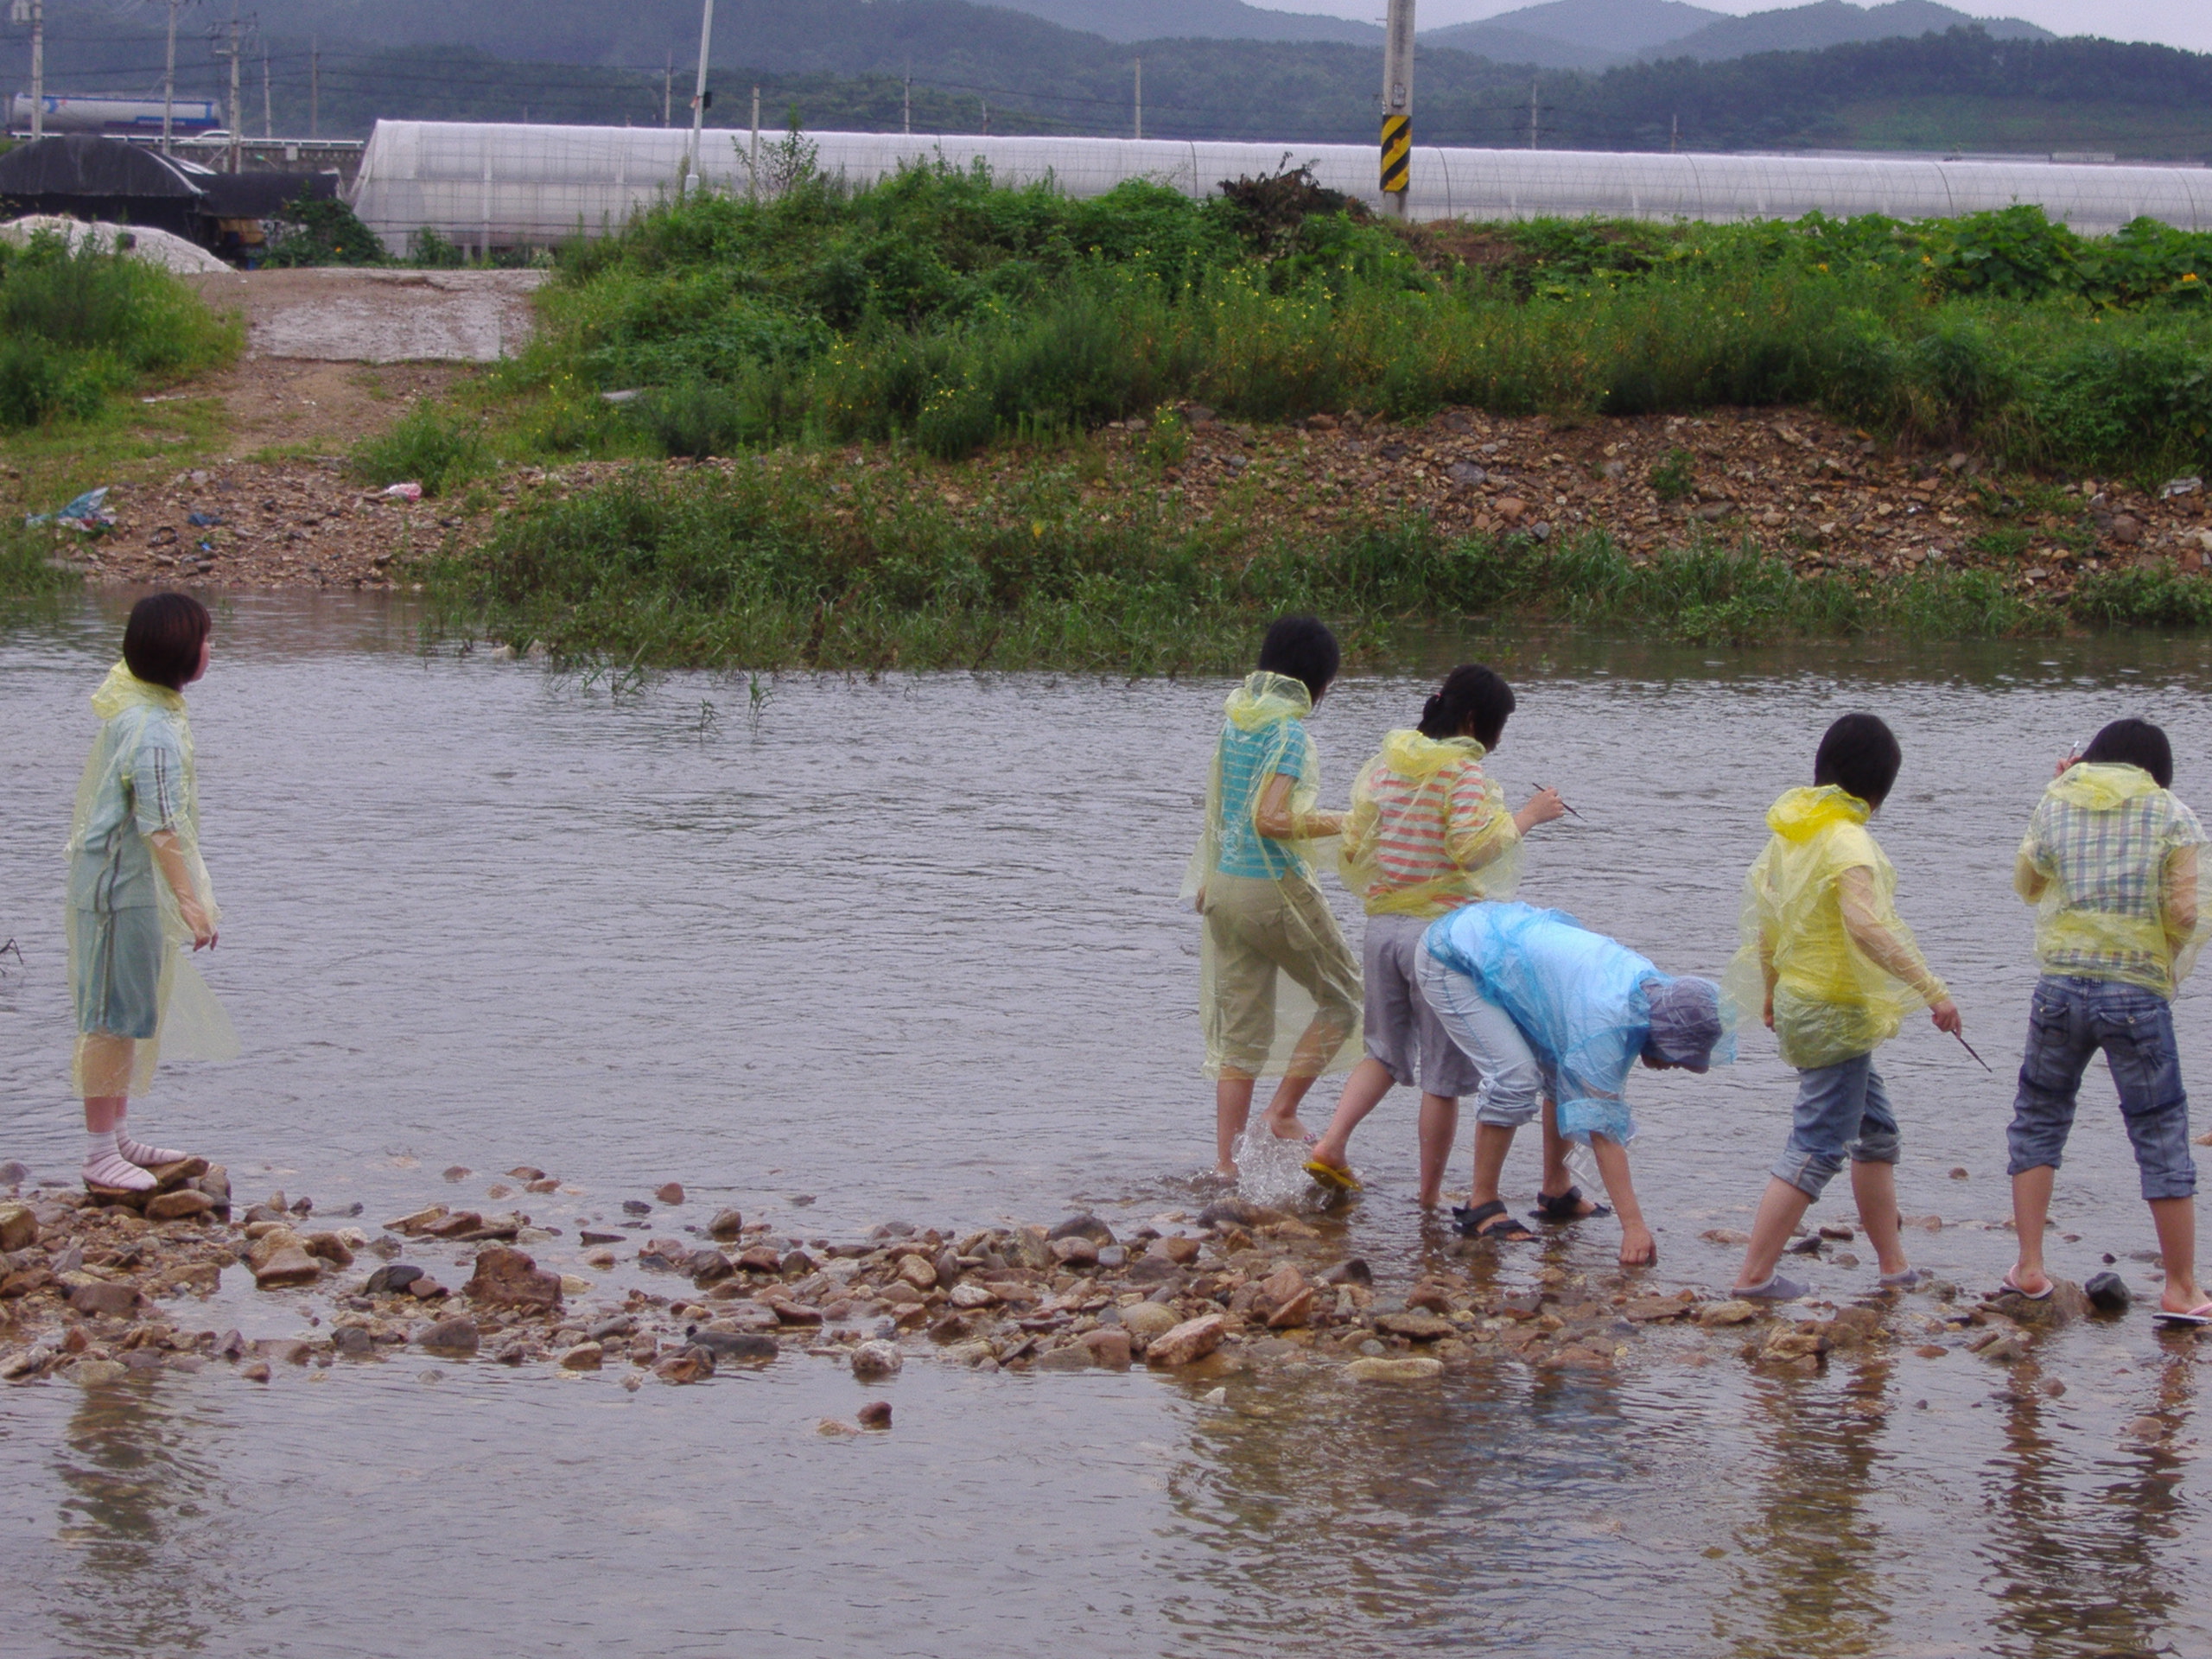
[71,904,162,1041]
[1363,913,1482,1099]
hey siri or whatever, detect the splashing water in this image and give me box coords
[1233,1128,1318,1210]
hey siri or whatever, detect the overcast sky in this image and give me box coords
[1268,0,2212,53]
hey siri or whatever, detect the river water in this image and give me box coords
[3,594,2210,1656]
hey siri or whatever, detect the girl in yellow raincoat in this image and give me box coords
[66,594,234,1192]
[1723,713,1962,1303]
[1184,617,1361,1178]
[1303,664,1565,1207]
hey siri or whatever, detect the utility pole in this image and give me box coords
[1133,57,1141,142]
[309,34,318,137]
[162,0,182,150]
[221,3,243,173]
[680,0,714,199]
[663,54,672,126]
[749,84,760,199]
[1528,78,1538,150]
[1379,0,1412,217]
[260,40,270,137]
[981,94,988,135]
[1669,111,1677,152]
[28,0,42,141]
[902,66,911,135]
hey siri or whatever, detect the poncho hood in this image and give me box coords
[2050,761,2162,812]
[1224,671,1313,731]
[1378,728,1484,782]
[1767,785,1870,843]
[90,661,184,721]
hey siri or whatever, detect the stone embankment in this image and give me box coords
[0,1159,2190,1398]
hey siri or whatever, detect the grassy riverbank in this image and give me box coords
[422,446,2212,672]
[461,158,2212,485]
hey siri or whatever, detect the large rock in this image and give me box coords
[1046,1215,1116,1247]
[1145,1315,1227,1368]
[144,1189,214,1224]
[67,1281,139,1318]
[464,1246,563,1313]
[248,1230,321,1289]
[1079,1328,1134,1370]
[1986,1278,2088,1328]
[417,1317,480,1355]
[1121,1303,1180,1344]
[0,1202,37,1250]
[850,1340,903,1380]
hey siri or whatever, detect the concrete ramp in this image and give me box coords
[189,267,547,363]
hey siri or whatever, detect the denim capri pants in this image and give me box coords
[2008,975,2195,1202]
[1773,1052,1901,1199]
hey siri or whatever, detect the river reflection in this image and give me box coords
[3,595,2212,1655]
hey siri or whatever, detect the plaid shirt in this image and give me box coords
[2019,770,2206,995]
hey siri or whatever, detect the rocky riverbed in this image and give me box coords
[31,404,2212,605]
[4,1156,2198,1408]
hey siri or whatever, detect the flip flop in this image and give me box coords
[2153,1301,2212,1329]
[1303,1158,1361,1195]
[1999,1269,2054,1301]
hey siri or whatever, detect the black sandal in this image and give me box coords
[1453,1199,1536,1242]
[1532,1185,1611,1224]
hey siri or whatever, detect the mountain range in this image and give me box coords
[1425,0,2050,72]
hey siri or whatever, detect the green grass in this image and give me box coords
[348,403,495,497]
[0,232,239,428]
[420,459,2082,671]
[452,165,2212,486]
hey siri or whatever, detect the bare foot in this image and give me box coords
[1618,1223,1657,1268]
[1264,1116,1313,1143]
[2161,1286,2209,1316]
[1211,1161,1238,1182]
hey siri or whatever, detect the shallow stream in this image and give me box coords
[3,596,2210,1656]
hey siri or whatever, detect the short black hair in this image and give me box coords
[2082,717,2173,787]
[1256,614,1339,702]
[122,592,212,691]
[1419,664,1515,747]
[1813,712,1901,809]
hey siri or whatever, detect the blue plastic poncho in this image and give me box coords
[1423,902,1726,1144]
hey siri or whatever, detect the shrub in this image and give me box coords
[1648,448,1696,500]
[348,402,491,495]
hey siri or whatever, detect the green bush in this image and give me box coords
[0,232,238,425]
[263,194,386,267]
[496,166,2212,479]
[348,403,491,495]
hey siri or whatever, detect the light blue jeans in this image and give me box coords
[1773,1052,1900,1199]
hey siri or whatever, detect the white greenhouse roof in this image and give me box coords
[351,121,2212,247]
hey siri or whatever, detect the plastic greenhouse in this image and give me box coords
[350,120,2212,251]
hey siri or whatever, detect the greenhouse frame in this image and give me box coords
[350,120,2212,251]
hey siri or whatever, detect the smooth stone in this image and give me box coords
[239,1360,272,1382]
[332,1325,375,1357]
[364,1263,423,1295]
[1323,1258,1374,1287]
[0,1203,43,1249]
[417,1318,480,1356]
[70,1358,129,1387]
[708,1208,746,1240]
[1146,1315,1227,1368]
[857,1401,893,1429]
[1121,1303,1180,1343]
[1374,1313,1455,1342]
[144,1189,214,1223]
[1079,1328,1134,1370]
[687,1325,777,1363]
[1344,1357,1444,1383]
[655,1183,685,1205]
[67,1281,139,1318]
[653,1346,715,1384]
[850,1339,903,1380]
[2084,1271,2133,1314]
[1695,1300,1759,1327]
[1046,1214,1116,1247]
[559,1342,604,1371]
[463,1245,563,1313]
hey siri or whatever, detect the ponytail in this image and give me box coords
[1418,664,1514,747]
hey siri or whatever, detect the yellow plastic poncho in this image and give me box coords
[2015,762,2209,998]
[1724,785,1945,1071]
[1181,671,1361,1080]
[65,663,236,1096]
[1340,729,1522,918]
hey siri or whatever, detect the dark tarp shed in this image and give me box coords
[0,136,338,254]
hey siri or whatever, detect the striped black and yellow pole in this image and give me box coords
[1380,0,1414,218]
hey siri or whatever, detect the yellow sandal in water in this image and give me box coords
[1303,1158,1361,1194]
